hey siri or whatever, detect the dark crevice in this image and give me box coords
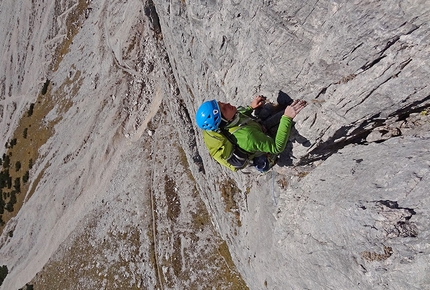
[297,123,370,166]
[345,60,417,115]
[389,94,430,121]
[220,35,227,50]
[344,77,393,115]
[378,23,419,56]
[360,55,386,71]
[399,58,412,70]
[342,42,363,60]
[309,113,317,129]
[377,200,416,218]
[376,200,418,237]
[379,36,400,56]
[403,24,420,37]
[297,95,430,166]
[358,25,419,73]
[144,0,162,36]
[148,14,205,174]
[178,97,205,174]
[41,79,50,95]
[315,85,330,99]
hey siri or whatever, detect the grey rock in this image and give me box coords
[153,0,430,288]
[0,0,429,289]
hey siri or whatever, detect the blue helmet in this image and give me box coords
[196,100,221,131]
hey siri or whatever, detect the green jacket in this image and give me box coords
[226,106,293,155]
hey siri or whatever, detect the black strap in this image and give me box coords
[218,110,259,156]
[219,127,251,156]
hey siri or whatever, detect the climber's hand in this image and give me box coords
[251,95,266,109]
[284,100,307,119]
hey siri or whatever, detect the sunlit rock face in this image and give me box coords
[0,0,429,289]
[154,1,430,289]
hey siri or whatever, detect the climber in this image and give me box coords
[196,95,307,171]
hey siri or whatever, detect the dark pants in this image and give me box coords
[255,104,286,137]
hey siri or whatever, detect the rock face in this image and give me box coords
[156,0,430,162]
[0,0,429,289]
[154,0,430,289]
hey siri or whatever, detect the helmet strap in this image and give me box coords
[224,112,240,128]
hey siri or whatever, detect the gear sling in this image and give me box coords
[202,119,252,171]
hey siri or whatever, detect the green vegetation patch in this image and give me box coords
[0,70,80,233]
[1,0,87,232]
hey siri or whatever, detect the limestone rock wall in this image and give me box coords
[156,0,430,163]
[154,0,430,289]
[0,0,429,289]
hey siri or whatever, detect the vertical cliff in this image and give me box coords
[0,0,429,289]
[154,0,430,289]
